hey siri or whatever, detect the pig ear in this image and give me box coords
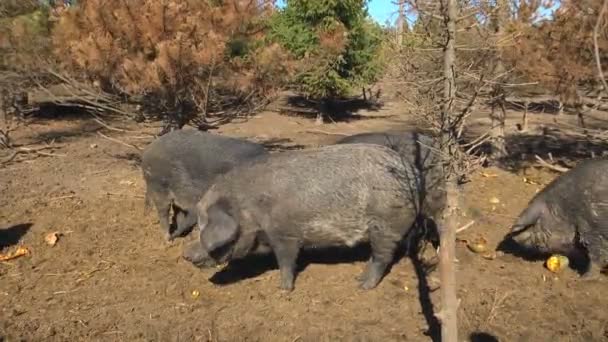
[510,201,542,234]
[200,204,239,252]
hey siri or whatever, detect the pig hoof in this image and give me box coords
[359,279,379,290]
[580,272,601,281]
[358,275,380,290]
[580,263,603,281]
[279,281,295,292]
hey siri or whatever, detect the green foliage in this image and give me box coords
[268,0,384,99]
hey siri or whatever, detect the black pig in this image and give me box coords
[141,129,268,241]
[506,157,608,278]
[183,143,446,291]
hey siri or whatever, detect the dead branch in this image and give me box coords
[456,220,475,234]
[1,145,65,165]
[91,116,131,133]
[534,155,569,173]
[29,70,134,119]
[302,129,350,136]
[0,150,18,164]
[97,132,142,151]
[104,192,145,199]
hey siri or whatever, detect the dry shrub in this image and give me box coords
[52,0,293,130]
[0,4,52,73]
[503,0,608,102]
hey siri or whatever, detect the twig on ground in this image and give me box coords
[53,289,79,295]
[105,192,145,199]
[456,220,475,234]
[97,132,142,151]
[49,195,77,201]
[1,145,65,165]
[534,155,569,173]
[302,129,350,136]
[92,117,130,133]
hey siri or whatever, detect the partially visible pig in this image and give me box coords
[141,129,268,241]
[335,130,435,169]
[336,130,445,248]
[505,157,608,278]
[183,143,446,291]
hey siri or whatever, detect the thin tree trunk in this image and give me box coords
[437,0,459,341]
[490,101,507,156]
[489,0,508,158]
[397,0,405,46]
[521,100,529,132]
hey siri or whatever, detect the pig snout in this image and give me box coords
[510,226,575,254]
[183,241,218,268]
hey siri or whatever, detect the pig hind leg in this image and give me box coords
[359,223,404,290]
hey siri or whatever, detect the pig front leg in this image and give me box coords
[172,209,198,240]
[580,242,607,281]
[268,237,300,291]
[150,191,173,241]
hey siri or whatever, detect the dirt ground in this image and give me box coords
[1,94,608,341]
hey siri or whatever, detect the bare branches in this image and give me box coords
[593,0,608,97]
[1,144,65,165]
[30,69,133,118]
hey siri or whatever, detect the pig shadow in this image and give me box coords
[208,244,372,286]
[255,137,306,152]
[406,218,441,342]
[208,219,438,289]
[469,332,499,342]
[283,94,385,123]
[496,236,591,275]
[0,223,32,249]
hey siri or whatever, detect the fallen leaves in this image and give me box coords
[466,236,488,254]
[522,177,539,185]
[0,246,29,261]
[44,232,61,246]
[459,236,504,261]
[480,172,498,178]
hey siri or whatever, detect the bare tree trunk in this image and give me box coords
[489,0,508,158]
[397,0,405,46]
[436,0,459,341]
[490,100,507,156]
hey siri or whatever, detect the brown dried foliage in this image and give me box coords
[504,0,608,102]
[52,0,293,129]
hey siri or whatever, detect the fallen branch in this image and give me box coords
[49,195,77,201]
[1,145,65,165]
[105,192,145,199]
[534,155,569,173]
[302,129,350,136]
[97,132,142,151]
[92,117,131,133]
